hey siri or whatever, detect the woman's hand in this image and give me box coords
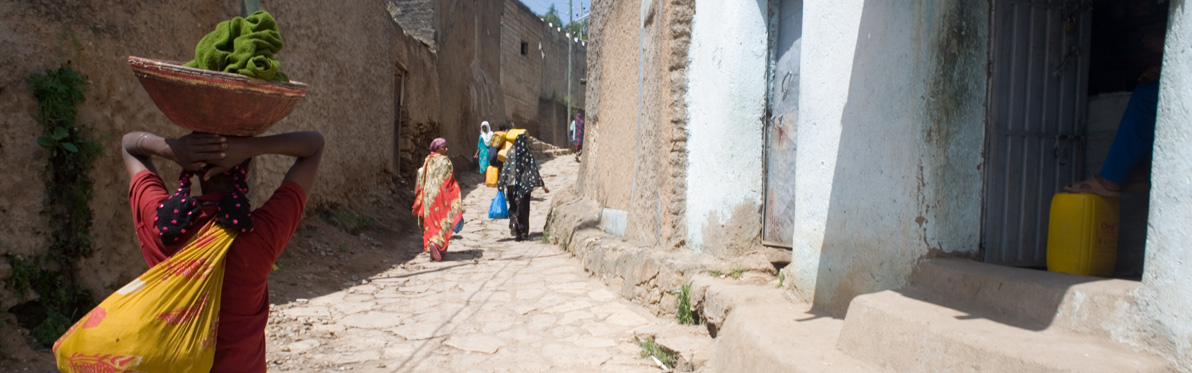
[201,135,256,179]
[164,133,227,171]
[542,185,550,193]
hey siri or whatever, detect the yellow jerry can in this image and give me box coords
[1046,193,1120,277]
[504,128,527,142]
[485,166,499,187]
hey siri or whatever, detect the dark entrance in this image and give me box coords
[984,0,1169,278]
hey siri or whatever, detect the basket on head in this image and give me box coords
[129,56,308,137]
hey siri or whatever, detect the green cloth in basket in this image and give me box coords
[185,10,289,82]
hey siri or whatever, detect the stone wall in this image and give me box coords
[500,0,587,148]
[387,0,438,49]
[578,0,693,251]
[256,0,404,208]
[501,0,546,131]
[0,0,411,306]
[393,24,442,181]
[0,0,235,308]
[536,16,588,148]
[433,0,506,162]
[580,0,642,214]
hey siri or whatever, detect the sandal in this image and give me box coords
[429,243,442,262]
[1064,176,1121,198]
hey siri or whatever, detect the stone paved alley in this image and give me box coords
[262,154,668,372]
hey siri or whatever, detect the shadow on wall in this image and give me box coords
[811,0,1103,333]
[812,0,927,316]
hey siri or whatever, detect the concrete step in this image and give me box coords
[836,288,1172,372]
[709,301,881,372]
[909,258,1142,338]
[527,136,574,156]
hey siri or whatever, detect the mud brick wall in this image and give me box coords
[0,0,411,303]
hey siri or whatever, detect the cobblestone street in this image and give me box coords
[264,155,667,372]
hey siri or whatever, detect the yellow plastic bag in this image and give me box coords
[54,221,236,372]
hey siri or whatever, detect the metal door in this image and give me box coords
[984,0,1092,266]
[762,0,802,248]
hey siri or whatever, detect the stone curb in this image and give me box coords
[543,188,727,317]
[544,188,806,371]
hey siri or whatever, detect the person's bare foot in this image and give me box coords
[1064,175,1121,197]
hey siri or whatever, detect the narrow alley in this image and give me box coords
[263,154,668,372]
[5,0,1192,371]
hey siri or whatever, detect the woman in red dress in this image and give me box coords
[413,138,463,261]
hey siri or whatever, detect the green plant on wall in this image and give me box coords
[5,64,100,348]
[37,126,80,153]
[672,282,696,325]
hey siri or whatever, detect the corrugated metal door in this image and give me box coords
[763,0,802,248]
[984,0,1092,266]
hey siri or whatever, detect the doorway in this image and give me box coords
[983,0,1168,278]
[983,0,1093,267]
[393,67,406,180]
[762,0,802,248]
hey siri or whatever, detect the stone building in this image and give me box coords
[389,0,588,154]
[501,0,589,147]
[568,0,1192,369]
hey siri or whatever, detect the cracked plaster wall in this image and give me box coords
[683,0,768,254]
[791,0,986,314]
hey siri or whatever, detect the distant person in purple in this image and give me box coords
[569,113,584,162]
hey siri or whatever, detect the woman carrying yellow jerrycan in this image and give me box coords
[484,124,526,188]
[53,131,323,372]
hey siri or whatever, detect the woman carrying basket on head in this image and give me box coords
[414,138,463,261]
[120,130,324,371]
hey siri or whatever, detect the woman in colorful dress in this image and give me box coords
[414,138,463,261]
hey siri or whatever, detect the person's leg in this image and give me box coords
[1099,81,1160,185]
[517,191,532,238]
[1066,82,1160,196]
[505,188,519,236]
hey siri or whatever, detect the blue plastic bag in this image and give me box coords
[489,191,509,219]
[454,218,465,233]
